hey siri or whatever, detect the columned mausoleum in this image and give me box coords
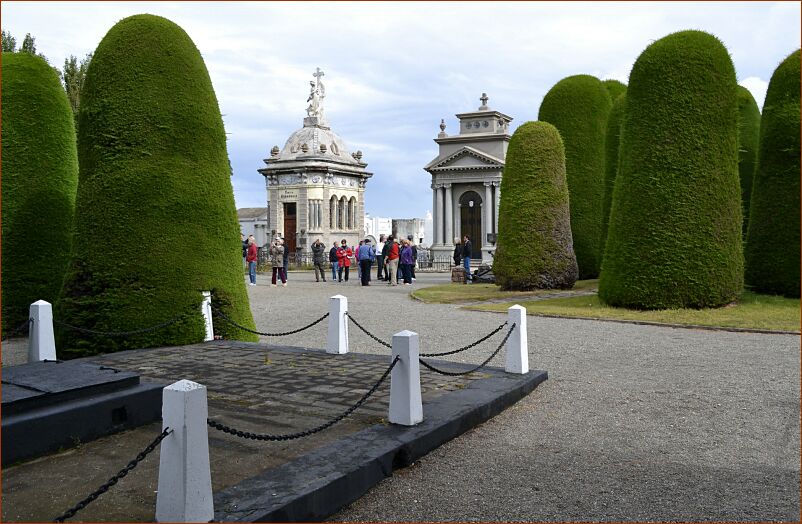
[259,69,372,255]
[424,94,512,264]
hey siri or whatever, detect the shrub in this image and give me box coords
[57,14,257,357]
[600,92,627,261]
[744,49,800,297]
[494,121,578,290]
[736,85,761,237]
[599,30,743,309]
[602,79,627,102]
[1,52,78,334]
[538,74,612,279]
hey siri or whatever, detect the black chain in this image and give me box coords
[211,305,329,337]
[420,321,508,357]
[53,311,190,337]
[53,427,172,522]
[419,322,516,376]
[345,312,392,348]
[1,318,32,341]
[208,356,400,441]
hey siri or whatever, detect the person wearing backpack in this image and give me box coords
[357,238,376,286]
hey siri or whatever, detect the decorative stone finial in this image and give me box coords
[270,145,280,157]
[355,150,363,161]
[479,92,489,110]
[438,118,448,138]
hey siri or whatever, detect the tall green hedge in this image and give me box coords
[57,14,257,357]
[598,30,742,310]
[494,121,578,290]
[2,52,78,334]
[602,79,627,102]
[538,74,612,279]
[736,85,761,238]
[600,92,627,261]
[744,49,800,297]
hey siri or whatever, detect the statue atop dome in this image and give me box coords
[306,67,326,121]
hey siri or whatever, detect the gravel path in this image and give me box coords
[245,271,799,522]
[3,270,798,521]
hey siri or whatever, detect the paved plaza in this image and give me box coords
[2,270,800,521]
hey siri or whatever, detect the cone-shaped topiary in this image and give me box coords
[602,79,627,102]
[745,49,800,297]
[538,74,612,279]
[494,121,578,290]
[736,85,761,238]
[599,30,742,310]
[57,14,257,357]
[600,92,626,261]
[2,52,79,335]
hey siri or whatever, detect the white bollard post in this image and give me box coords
[28,300,56,362]
[505,305,529,374]
[389,330,423,426]
[156,380,214,523]
[201,291,214,342]
[326,295,348,354]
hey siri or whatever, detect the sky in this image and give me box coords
[2,1,800,219]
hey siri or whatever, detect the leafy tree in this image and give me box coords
[744,49,800,297]
[599,30,742,309]
[494,121,578,290]
[61,53,92,117]
[2,52,78,335]
[1,30,16,52]
[57,14,257,357]
[538,74,612,279]
[20,32,36,54]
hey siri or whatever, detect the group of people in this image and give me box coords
[243,232,468,287]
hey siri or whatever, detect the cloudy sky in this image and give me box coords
[2,1,800,219]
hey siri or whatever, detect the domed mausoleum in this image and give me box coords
[259,68,372,256]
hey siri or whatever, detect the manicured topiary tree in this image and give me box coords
[602,79,627,102]
[494,122,578,290]
[57,14,257,357]
[599,30,742,310]
[736,85,761,238]
[1,52,78,335]
[538,74,612,279]
[600,92,626,260]
[745,49,800,297]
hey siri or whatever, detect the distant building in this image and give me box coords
[258,69,372,254]
[237,207,269,247]
[364,213,392,241]
[393,218,426,246]
[424,93,512,264]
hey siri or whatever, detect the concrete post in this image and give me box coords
[28,300,56,362]
[201,291,214,342]
[505,305,529,374]
[327,295,348,354]
[156,380,213,523]
[389,330,423,426]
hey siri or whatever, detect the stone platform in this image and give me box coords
[2,340,546,522]
[1,360,163,465]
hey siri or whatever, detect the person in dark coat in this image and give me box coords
[282,238,290,282]
[329,241,339,282]
[311,238,327,282]
[376,234,387,281]
[462,235,473,283]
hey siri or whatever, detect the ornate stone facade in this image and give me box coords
[258,69,372,255]
[424,94,512,263]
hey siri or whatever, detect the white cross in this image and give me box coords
[313,67,325,83]
[480,93,489,106]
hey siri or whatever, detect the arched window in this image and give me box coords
[348,197,357,229]
[338,197,346,229]
[329,196,337,229]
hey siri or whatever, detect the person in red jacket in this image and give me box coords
[336,239,353,282]
[246,236,258,286]
[384,235,399,286]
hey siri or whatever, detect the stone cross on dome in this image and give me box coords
[306,67,326,120]
[479,92,489,110]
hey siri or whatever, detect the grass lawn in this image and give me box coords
[412,279,598,304]
[466,291,800,332]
